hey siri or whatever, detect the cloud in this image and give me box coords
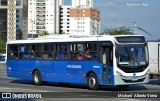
[95,2,117,7]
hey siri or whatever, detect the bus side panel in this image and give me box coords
[54,61,67,82]
[7,60,34,80]
[84,61,102,84]
[38,60,56,82]
[67,61,85,84]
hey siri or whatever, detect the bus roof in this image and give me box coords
[7,35,144,44]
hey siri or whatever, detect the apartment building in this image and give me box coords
[28,0,64,38]
[69,7,100,35]
[22,0,28,39]
[0,0,23,41]
[60,0,100,35]
[60,6,71,34]
[0,1,7,41]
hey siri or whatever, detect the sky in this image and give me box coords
[64,0,160,40]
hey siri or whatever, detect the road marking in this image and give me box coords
[0,76,16,79]
[0,87,49,92]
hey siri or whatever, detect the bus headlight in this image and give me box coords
[116,71,122,76]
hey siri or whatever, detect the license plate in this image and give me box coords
[131,78,138,81]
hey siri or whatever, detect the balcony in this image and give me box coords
[37,11,45,15]
[37,15,45,18]
[36,3,45,6]
[36,26,45,29]
[36,0,45,2]
[36,22,45,25]
[37,18,45,21]
[36,7,45,11]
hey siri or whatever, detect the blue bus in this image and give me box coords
[6,35,149,90]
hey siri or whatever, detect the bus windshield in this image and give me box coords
[116,44,148,66]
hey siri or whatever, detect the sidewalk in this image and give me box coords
[0,63,6,71]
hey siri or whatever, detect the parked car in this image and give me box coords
[0,55,6,64]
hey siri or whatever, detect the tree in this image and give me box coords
[0,25,6,40]
[0,25,7,54]
[0,41,6,54]
[101,26,134,35]
[38,31,49,36]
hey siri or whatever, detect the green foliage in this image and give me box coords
[0,25,6,53]
[39,31,49,36]
[0,41,6,53]
[102,26,134,35]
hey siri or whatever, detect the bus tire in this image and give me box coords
[118,85,129,90]
[87,73,99,90]
[32,70,42,86]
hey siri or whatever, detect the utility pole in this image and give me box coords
[132,22,137,34]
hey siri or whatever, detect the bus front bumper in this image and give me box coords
[114,74,149,85]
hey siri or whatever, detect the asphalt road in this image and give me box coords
[0,71,160,101]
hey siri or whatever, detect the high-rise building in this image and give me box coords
[60,0,100,35]
[22,0,28,39]
[0,0,7,41]
[60,6,71,34]
[28,0,64,38]
[16,0,23,40]
[0,0,23,41]
[72,0,93,8]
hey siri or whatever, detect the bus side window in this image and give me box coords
[48,52,54,59]
[43,44,53,60]
[71,52,76,60]
[31,50,37,59]
[13,53,18,59]
[91,52,98,60]
[8,45,18,59]
[84,48,91,59]
[43,52,48,59]
[70,43,83,60]
[31,45,42,59]
[55,44,68,60]
[55,53,58,60]
[84,43,97,61]
[20,45,30,59]
[77,51,83,60]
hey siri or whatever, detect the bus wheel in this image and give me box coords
[87,73,99,90]
[118,85,129,90]
[33,70,42,86]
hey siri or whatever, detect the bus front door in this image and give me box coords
[101,46,113,84]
